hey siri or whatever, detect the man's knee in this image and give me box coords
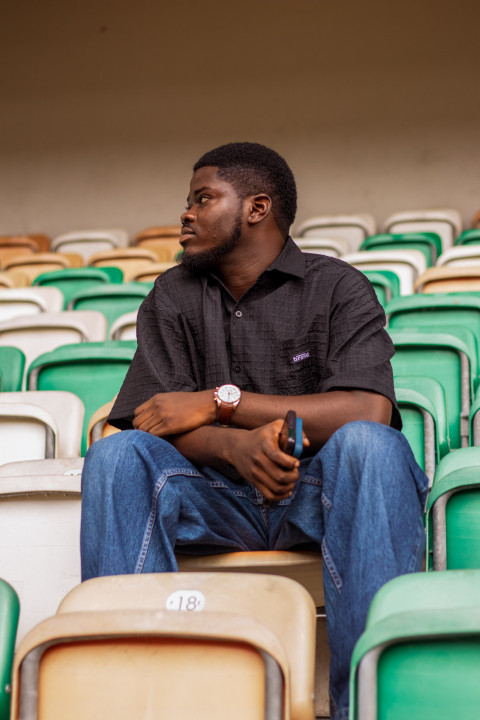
[329,420,411,461]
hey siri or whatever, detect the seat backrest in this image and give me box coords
[360,232,442,266]
[51,229,128,263]
[292,236,350,257]
[456,229,480,246]
[109,310,138,340]
[67,284,149,331]
[295,214,376,252]
[26,341,136,454]
[0,391,84,463]
[382,209,462,251]
[0,287,63,322]
[33,268,115,308]
[0,578,20,720]
[0,346,25,391]
[126,262,176,283]
[86,398,118,448]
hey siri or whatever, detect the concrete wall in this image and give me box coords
[1,0,479,238]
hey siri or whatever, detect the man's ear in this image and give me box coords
[246,194,273,225]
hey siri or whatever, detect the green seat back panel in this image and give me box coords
[33,268,115,308]
[0,346,25,391]
[456,229,480,246]
[362,270,401,301]
[377,639,480,720]
[68,284,150,331]
[0,579,19,720]
[446,489,480,569]
[396,404,425,470]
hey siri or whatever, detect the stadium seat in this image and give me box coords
[394,376,449,484]
[33,267,123,308]
[2,253,83,284]
[362,270,400,306]
[0,236,38,268]
[0,391,84,464]
[125,262,176,283]
[342,250,427,295]
[0,233,50,253]
[86,398,118,448]
[0,457,83,644]
[415,266,480,293]
[425,447,480,570]
[350,570,480,720]
[87,247,158,277]
[437,245,480,267]
[67,284,149,332]
[176,551,328,717]
[51,228,129,263]
[0,578,19,720]
[0,347,25,391]
[131,226,182,262]
[0,311,107,387]
[295,214,376,253]
[456,228,480,246]
[470,211,480,230]
[388,328,477,449]
[26,341,136,454]
[293,236,351,257]
[360,232,442,266]
[109,310,137,340]
[381,208,462,252]
[469,386,480,446]
[11,572,316,720]
[0,287,63,322]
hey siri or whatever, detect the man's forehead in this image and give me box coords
[188,166,235,197]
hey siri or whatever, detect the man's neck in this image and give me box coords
[215,237,287,301]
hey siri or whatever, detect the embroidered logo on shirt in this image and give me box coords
[292,351,310,363]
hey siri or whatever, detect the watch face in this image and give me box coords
[218,384,241,403]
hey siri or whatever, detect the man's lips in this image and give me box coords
[180,228,195,244]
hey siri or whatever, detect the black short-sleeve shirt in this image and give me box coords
[109,237,401,430]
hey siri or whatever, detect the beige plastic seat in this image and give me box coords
[131,225,182,261]
[87,247,158,276]
[295,214,376,253]
[11,572,316,720]
[0,269,29,287]
[0,310,107,387]
[0,237,38,268]
[109,310,138,340]
[86,398,119,448]
[125,261,177,283]
[0,457,83,644]
[382,208,462,252]
[436,245,480,267]
[2,253,82,284]
[0,390,84,464]
[415,266,480,293]
[292,236,350,258]
[51,228,129,263]
[0,287,64,322]
[0,234,50,253]
[177,550,328,717]
[342,249,427,295]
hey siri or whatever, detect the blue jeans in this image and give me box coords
[80,421,428,720]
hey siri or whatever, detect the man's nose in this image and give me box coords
[181,208,195,225]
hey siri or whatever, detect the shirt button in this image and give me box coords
[235,310,242,318]
[234,365,241,372]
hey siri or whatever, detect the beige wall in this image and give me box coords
[1,0,479,239]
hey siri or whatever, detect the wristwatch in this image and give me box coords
[214,384,242,427]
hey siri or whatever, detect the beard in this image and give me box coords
[181,209,243,273]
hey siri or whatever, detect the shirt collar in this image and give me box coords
[262,236,306,279]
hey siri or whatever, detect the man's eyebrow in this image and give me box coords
[193,186,212,196]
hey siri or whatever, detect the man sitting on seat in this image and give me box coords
[81,142,428,720]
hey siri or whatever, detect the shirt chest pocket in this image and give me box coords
[277,333,324,395]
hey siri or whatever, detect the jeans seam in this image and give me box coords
[135,468,203,573]
[322,536,343,593]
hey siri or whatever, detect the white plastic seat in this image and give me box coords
[437,245,480,267]
[51,228,129,263]
[108,310,138,340]
[292,237,350,258]
[0,457,83,644]
[0,287,63,322]
[382,209,462,252]
[0,310,107,387]
[342,249,427,295]
[0,391,84,464]
[295,214,376,253]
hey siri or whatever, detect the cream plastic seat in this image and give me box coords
[51,228,129,263]
[124,261,176,283]
[295,214,376,253]
[415,267,480,293]
[0,287,63,322]
[86,398,119,448]
[0,390,84,464]
[2,253,80,284]
[0,310,107,387]
[292,236,350,258]
[109,310,138,340]
[11,572,316,720]
[177,550,328,717]
[87,247,158,277]
[131,225,182,261]
[0,457,83,644]
[382,208,462,252]
[436,245,480,267]
[342,249,427,295]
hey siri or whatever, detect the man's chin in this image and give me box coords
[181,250,217,273]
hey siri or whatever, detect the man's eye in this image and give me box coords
[199,196,209,203]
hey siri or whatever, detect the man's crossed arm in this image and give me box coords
[131,389,392,501]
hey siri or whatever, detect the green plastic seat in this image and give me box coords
[456,229,480,246]
[26,341,136,455]
[362,270,400,307]
[33,267,123,308]
[425,447,480,570]
[394,376,449,482]
[0,578,19,720]
[350,570,480,720]
[389,328,477,449]
[0,347,25,391]
[360,232,443,266]
[67,283,150,332]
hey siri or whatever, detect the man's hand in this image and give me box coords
[227,419,310,501]
[133,390,216,436]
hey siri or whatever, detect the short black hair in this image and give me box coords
[193,142,297,236]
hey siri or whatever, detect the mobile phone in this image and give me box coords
[279,410,304,459]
